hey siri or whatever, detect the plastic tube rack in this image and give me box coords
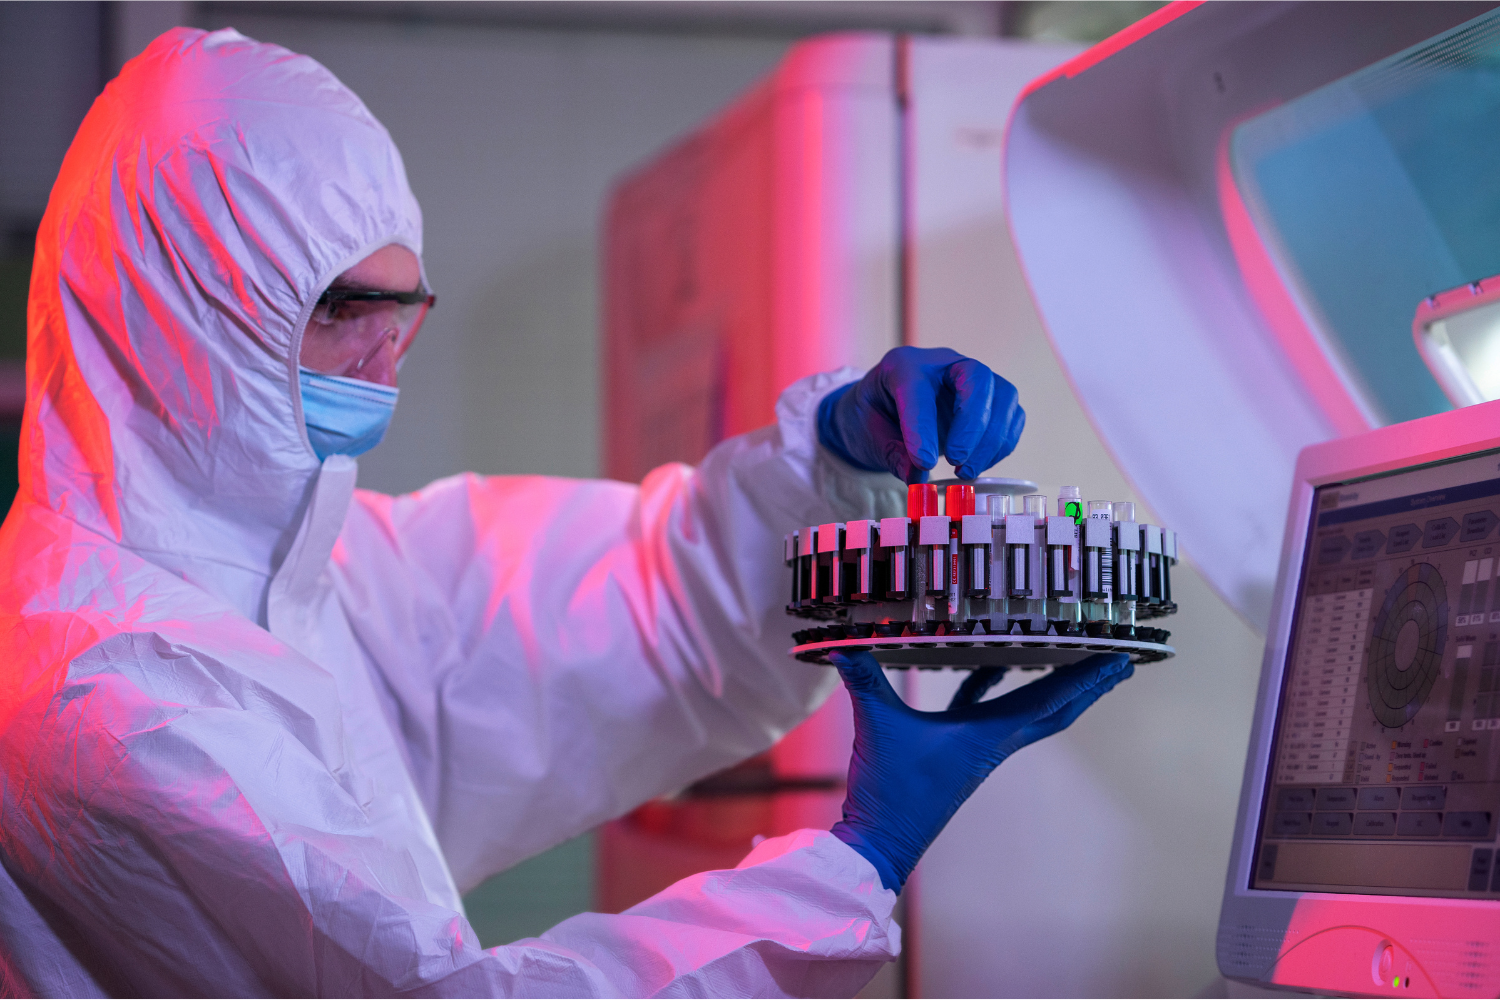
[784,483,1179,669]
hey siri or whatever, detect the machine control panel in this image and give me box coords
[1256,450,1500,897]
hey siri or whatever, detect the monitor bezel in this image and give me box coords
[1219,395,1500,990]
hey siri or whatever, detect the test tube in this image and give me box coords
[1082,501,1114,624]
[945,484,976,518]
[1021,495,1047,626]
[1140,523,1164,613]
[958,491,991,627]
[785,533,799,611]
[880,514,913,602]
[1001,493,1037,633]
[1161,528,1178,613]
[1058,485,1083,523]
[908,483,939,520]
[1046,490,1081,626]
[945,485,976,618]
[1113,501,1140,632]
[905,484,938,618]
[987,493,1013,630]
[797,526,818,606]
[843,520,880,603]
[816,521,846,606]
[907,484,943,624]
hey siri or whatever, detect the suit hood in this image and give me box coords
[22,26,422,618]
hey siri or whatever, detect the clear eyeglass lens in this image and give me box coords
[307,298,427,375]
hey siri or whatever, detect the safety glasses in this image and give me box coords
[302,287,436,379]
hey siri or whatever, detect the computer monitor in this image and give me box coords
[1219,398,1500,996]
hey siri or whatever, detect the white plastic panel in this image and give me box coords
[1005,1,1490,632]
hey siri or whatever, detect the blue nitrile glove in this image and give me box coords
[817,346,1025,484]
[829,651,1133,892]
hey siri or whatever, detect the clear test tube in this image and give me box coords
[1113,501,1140,631]
[1082,500,1114,623]
[987,493,1013,630]
[1058,485,1084,524]
[957,491,991,629]
[1022,495,1048,626]
[1046,490,1082,626]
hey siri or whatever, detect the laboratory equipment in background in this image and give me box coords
[1006,0,1494,634]
[1218,394,1500,996]
[1001,4,1500,996]
[786,481,1178,669]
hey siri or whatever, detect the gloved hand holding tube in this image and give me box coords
[829,651,1134,892]
[817,345,1026,483]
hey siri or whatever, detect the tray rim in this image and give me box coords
[789,632,1175,666]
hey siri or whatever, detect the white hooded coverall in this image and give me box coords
[0,28,904,998]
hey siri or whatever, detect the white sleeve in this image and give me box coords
[6,634,899,998]
[335,368,905,889]
[428,831,900,998]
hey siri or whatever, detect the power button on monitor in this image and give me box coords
[1373,941,1393,988]
[1372,940,1413,989]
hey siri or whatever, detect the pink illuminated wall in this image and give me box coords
[603,35,898,485]
[599,33,899,913]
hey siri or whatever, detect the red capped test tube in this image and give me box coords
[944,484,976,518]
[907,483,939,520]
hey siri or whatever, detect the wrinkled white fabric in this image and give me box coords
[0,27,904,998]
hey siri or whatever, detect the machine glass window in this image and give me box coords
[1230,9,1500,426]
[1255,448,1500,897]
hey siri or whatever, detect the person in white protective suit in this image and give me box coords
[0,28,1132,999]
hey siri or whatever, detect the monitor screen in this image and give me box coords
[1254,448,1500,897]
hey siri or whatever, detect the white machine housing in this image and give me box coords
[1005,0,1492,632]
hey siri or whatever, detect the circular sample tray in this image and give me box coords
[790,632,1175,669]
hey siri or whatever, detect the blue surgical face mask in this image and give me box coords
[298,367,399,460]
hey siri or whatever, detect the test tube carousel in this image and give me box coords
[785,482,1178,669]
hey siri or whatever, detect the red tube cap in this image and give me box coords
[945,484,975,518]
[907,483,939,520]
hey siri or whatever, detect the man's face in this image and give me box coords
[300,244,426,387]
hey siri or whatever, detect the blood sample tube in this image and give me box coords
[1046,491,1081,626]
[908,482,939,520]
[1161,528,1178,613]
[987,493,1013,630]
[945,484,976,517]
[843,520,880,603]
[880,515,914,601]
[1082,500,1113,624]
[962,497,993,604]
[816,521,846,606]
[1140,523,1164,615]
[906,483,939,619]
[798,525,818,606]
[1018,495,1047,628]
[1058,485,1084,524]
[945,485,976,617]
[919,510,952,619]
[1113,501,1140,633]
[785,533,799,611]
